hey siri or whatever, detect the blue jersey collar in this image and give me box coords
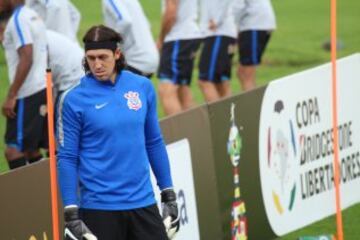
[88,71,122,87]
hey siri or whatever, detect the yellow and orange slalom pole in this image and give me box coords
[46,68,60,240]
[330,0,344,239]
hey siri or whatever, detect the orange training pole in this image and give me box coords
[330,0,344,239]
[46,69,60,240]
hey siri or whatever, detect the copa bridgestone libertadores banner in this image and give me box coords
[259,54,360,236]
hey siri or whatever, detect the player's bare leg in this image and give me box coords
[5,147,26,169]
[198,80,220,102]
[238,64,256,91]
[158,82,182,116]
[216,81,232,98]
[178,85,195,110]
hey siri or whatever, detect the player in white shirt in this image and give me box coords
[102,0,159,77]
[233,0,276,91]
[157,0,202,116]
[46,30,84,98]
[198,0,237,102]
[0,0,48,170]
[25,0,79,43]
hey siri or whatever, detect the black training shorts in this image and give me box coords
[5,89,48,151]
[158,39,201,86]
[80,204,168,240]
[238,30,271,66]
[199,35,236,83]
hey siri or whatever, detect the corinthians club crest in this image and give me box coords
[124,91,142,111]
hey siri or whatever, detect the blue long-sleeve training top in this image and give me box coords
[56,70,173,210]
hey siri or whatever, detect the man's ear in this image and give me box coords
[114,48,121,60]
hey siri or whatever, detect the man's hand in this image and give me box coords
[64,206,97,240]
[161,188,180,239]
[2,96,17,118]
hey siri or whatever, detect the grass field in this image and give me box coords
[0,0,359,239]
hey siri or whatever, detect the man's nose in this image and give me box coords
[94,58,102,69]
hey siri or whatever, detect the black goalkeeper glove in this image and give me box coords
[64,206,97,240]
[161,188,180,239]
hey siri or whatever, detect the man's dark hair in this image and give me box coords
[82,25,126,74]
[0,10,12,22]
[0,0,24,17]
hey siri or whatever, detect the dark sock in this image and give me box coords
[8,157,27,170]
[28,155,43,164]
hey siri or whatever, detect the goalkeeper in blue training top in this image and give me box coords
[56,24,180,240]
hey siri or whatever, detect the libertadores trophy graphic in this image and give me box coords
[227,103,247,240]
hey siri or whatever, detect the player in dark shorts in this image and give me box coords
[157,0,202,116]
[57,25,179,240]
[198,0,237,102]
[1,2,48,170]
[233,0,277,91]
